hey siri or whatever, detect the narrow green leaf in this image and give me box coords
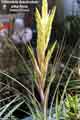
[3,101,24,120]
[56,94,60,120]
[0,96,20,117]
[44,7,56,51]
[27,46,41,78]
[45,41,57,67]
[42,0,48,18]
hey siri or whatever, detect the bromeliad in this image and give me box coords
[28,0,57,105]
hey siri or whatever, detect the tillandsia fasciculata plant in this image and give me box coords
[28,0,56,104]
[27,0,57,119]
